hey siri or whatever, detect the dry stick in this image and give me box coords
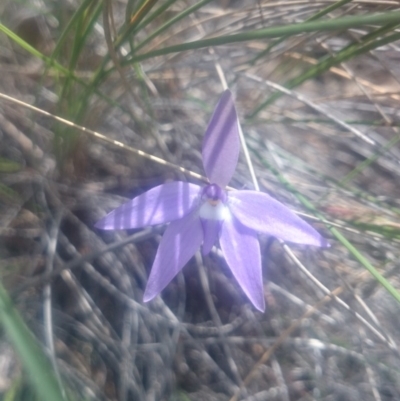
[316,37,400,161]
[196,255,242,395]
[359,327,382,401]
[271,357,290,401]
[243,72,375,145]
[286,51,400,101]
[13,228,156,298]
[286,52,400,100]
[0,93,207,183]
[43,212,66,400]
[268,282,335,325]
[282,244,396,348]
[56,232,122,340]
[0,112,43,160]
[229,286,344,401]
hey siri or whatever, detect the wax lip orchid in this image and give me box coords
[95,90,328,311]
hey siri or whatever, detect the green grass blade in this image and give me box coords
[121,10,400,64]
[69,1,102,71]
[251,0,353,64]
[0,282,65,401]
[134,0,178,32]
[109,0,160,49]
[49,0,96,60]
[57,0,102,115]
[0,23,71,76]
[94,0,212,88]
[132,0,213,53]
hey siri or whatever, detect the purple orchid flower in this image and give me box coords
[95,90,328,312]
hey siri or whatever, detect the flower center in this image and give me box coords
[199,184,228,220]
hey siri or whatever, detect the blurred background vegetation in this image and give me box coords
[1,0,400,400]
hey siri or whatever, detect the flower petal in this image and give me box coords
[143,208,203,302]
[95,182,201,230]
[219,214,265,312]
[202,90,240,187]
[229,191,328,247]
[201,219,221,255]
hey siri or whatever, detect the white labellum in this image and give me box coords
[199,200,228,221]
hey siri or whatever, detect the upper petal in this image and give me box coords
[219,213,265,312]
[143,208,203,302]
[228,190,328,247]
[202,90,240,187]
[95,182,201,230]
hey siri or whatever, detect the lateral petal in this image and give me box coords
[220,214,265,312]
[229,190,328,247]
[143,208,203,302]
[95,182,201,230]
[202,90,240,187]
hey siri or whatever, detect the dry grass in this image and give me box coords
[1,0,400,400]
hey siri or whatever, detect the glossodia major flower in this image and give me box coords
[95,90,328,312]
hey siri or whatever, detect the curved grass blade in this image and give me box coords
[249,22,400,117]
[133,0,178,33]
[49,0,96,61]
[251,0,353,64]
[132,0,213,53]
[120,11,400,64]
